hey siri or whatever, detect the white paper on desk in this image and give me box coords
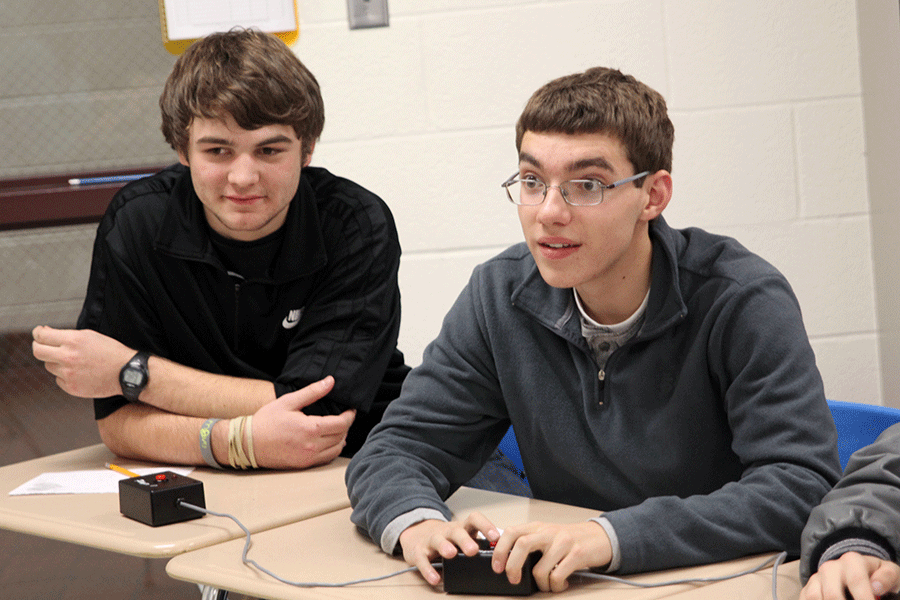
[8,467,195,496]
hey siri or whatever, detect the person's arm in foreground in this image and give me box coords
[800,423,900,600]
[800,553,900,600]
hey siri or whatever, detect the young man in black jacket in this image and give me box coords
[32,29,408,470]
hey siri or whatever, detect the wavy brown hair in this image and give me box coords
[160,28,324,160]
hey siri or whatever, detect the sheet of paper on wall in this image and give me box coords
[9,467,195,496]
[162,0,297,42]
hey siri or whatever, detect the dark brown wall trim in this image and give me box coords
[0,167,167,231]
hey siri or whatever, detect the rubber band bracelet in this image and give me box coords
[199,418,224,469]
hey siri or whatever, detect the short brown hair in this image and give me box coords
[160,28,324,159]
[515,67,674,176]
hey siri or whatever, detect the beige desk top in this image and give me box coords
[0,444,350,558]
[166,486,786,600]
[664,559,801,600]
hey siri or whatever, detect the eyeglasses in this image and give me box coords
[501,171,650,206]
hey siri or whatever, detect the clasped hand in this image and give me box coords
[398,512,611,593]
[250,376,355,469]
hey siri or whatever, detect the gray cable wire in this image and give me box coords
[178,501,419,587]
[576,551,789,600]
[178,500,788,597]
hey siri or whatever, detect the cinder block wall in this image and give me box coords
[0,2,176,332]
[0,0,885,406]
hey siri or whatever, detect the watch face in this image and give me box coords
[122,368,144,386]
[120,353,149,402]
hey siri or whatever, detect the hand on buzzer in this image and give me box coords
[398,512,612,593]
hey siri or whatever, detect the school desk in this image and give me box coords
[166,486,789,600]
[0,443,350,557]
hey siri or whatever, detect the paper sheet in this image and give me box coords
[162,0,296,41]
[9,467,195,496]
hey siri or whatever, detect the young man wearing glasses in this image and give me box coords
[346,67,841,592]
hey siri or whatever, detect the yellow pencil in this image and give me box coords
[105,462,140,478]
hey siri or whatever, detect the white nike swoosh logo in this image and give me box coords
[282,309,303,329]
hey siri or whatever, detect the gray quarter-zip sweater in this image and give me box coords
[347,215,840,574]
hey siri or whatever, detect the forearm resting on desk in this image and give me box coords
[98,404,211,464]
[98,376,355,469]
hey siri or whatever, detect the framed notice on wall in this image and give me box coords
[158,0,299,54]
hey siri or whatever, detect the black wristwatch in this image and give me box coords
[119,351,150,402]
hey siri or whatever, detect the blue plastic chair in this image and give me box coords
[828,399,900,470]
[463,426,531,497]
[498,426,527,481]
[497,400,900,482]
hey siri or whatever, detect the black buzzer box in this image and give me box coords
[442,537,541,595]
[118,471,205,527]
